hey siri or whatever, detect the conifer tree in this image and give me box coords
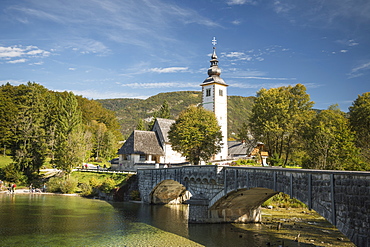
[53,92,84,174]
[10,83,49,179]
[136,119,146,131]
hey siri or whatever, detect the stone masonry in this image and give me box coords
[137,165,370,247]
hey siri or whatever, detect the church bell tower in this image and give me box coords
[201,37,228,160]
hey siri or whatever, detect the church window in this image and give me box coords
[219,89,223,96]
[206,88,211,97]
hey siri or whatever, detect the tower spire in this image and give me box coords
[200,37,228,161]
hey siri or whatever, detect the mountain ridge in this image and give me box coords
[97,91,255,139]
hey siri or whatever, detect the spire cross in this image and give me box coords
[212,37,217,46]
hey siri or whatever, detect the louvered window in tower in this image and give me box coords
[206,88,211,97]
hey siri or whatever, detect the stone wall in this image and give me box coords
[137,166,370,247]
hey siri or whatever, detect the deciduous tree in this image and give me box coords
[349,92,370,166]
[168,105,222,165]
[302,105,363,170]
[249,84,314,166]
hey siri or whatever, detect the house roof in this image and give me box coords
[117,130,164,155]
[154,118,175,143]
[228,141,255,156]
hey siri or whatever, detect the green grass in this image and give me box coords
[71,171,129,187]
[0,155,12,168]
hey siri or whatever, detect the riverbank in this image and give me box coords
[0,188,78,196]
[259,207,355,246]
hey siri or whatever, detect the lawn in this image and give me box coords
[0,155,12,168]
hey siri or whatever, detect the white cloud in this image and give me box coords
[122,81,198,89]
[232,76,296,81]
[227,0,257,5]
[222,52,252,61]
[273,0,295,14]
[348,61,370,78]
[0,46,24,58]
[149,67,189,73]
[31,61,44,65]
[69,68,76,71]
[0,79,26,85]
[7,58,27,64]
[0,45,51,63]
[340,50,348,53]
[336,39,359,47]
[7,0,219,50]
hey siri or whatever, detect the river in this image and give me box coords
[0,194,354,246]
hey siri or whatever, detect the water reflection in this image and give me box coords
[0,194,353,247]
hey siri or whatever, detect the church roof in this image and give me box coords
[154,118,175,143]
[228,141,255,156]
[117,130,164,155]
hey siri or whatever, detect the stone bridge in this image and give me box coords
[137,165,370,247]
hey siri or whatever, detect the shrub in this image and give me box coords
[231,159,257,166]
[262,192,307,208]
[99,178,116,193]
[46,176,78,194]
[79,182,95,197]
[60,177,78,194]
[2,164,27,184]
[130,190,141,201]
[46,177,63,193]
[89,176,102,188]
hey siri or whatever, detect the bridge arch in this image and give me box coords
[150,179,192,204]
[208,187,278,223]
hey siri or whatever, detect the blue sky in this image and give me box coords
[1,0,369,111]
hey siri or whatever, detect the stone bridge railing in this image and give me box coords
[137,165,370,247]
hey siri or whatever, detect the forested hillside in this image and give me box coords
[97,91,255,139]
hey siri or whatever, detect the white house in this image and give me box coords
[113,118,187,171]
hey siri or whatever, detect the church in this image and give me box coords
[112,40,243,171]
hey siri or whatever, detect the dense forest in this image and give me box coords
[0,82,122,183]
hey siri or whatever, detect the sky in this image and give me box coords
[1,0,369,111]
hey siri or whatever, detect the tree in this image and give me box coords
[136,119,146,131]
[53,92,84,174]
[249,84,314,166]
[158,100,170,119]
[168,105,222,165]
[148,100,171,130]
[0,83,17,156]
[302,105,363,170]
[349,92,370,166]
[10,83,49,179]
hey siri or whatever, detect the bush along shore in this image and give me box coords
[0,170,140,202]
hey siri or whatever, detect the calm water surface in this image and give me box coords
[0,194,353,247]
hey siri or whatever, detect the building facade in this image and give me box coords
[200,44,228,160]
